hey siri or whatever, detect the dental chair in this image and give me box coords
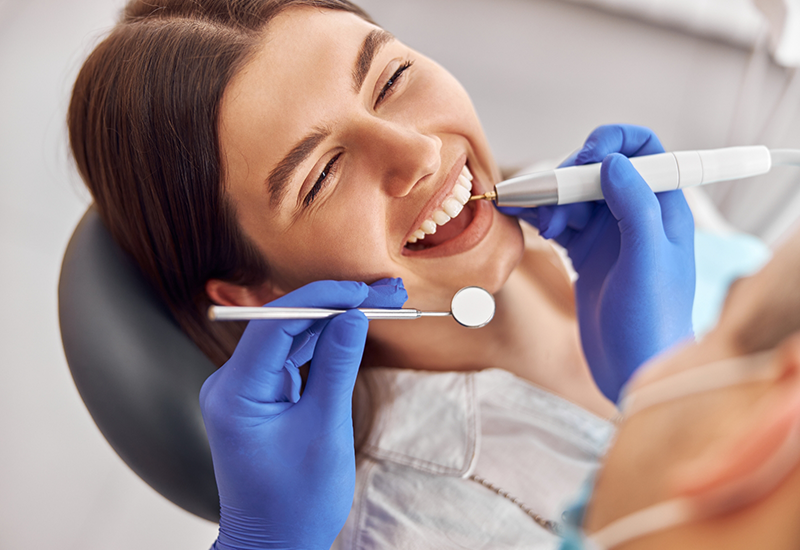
[58,206,220,522]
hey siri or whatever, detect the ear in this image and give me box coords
[670,333,800,513]
[205,278,284,307]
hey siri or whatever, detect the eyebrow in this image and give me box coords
[266,29,394,206]
[267,128,330,207]
[352,28,395,93]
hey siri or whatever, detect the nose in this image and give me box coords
[360,119,442,197]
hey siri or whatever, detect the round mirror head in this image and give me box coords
[450,286,495,328]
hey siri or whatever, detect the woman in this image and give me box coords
[68,0,695,548]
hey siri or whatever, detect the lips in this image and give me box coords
[402,157,493,258]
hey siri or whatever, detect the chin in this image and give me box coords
[468,210,524,294]
[426,209,524,299]
[398,207,524,311]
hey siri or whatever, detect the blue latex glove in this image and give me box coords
[501,125,695,402]
[200,278,407,550]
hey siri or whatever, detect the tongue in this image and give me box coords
[422,203,474,247]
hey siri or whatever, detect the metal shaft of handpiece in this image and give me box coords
[469,191,496,202]
[209,306,452,321]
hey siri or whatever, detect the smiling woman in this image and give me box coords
[66,0,692,547]
[214,6,517,312]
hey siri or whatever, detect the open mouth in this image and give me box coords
[404,164,475,252]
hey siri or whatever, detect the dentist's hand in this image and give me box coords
[502,125,695,402]
[201,278,407,550]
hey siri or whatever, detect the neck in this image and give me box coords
[365,242,614,418]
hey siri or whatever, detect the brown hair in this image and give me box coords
[68,0,373,366]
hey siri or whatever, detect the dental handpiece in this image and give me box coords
[469,146,800,207]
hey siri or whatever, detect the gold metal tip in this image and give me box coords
[469,191,497,202]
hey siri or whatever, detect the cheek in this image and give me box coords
[390,56,476,134]
[410,61,498,179]
[415,73,475,131]
[263,199,396,288]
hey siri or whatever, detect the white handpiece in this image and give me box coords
[491,146,773,207]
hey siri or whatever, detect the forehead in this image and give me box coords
[236,6,372,95]
[219,8,376,173]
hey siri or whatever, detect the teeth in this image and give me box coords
[442,197,463,218]
[432,210,450,226]
[406,163,476,245]
[421,219,437,234]
[453,185,470,205]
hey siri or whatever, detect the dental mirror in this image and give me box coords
[209,286,495,329]
[449,286,495,328]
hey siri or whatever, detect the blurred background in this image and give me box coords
[1,0,799,547]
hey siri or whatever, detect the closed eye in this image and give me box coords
[304,152,342,207]
[375,60,413,106]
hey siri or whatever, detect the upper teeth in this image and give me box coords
[407,165,474,244]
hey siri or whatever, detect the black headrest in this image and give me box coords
[58,207,219,521]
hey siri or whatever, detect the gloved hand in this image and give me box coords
[501,125,695,402]
[201,278,407,550]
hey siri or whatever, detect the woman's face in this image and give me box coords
[219,6,524,309]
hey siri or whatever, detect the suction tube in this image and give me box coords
[484,146,799,207]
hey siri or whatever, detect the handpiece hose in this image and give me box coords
[470,146,792,207]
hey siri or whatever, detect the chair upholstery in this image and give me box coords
[58,207,220,522]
